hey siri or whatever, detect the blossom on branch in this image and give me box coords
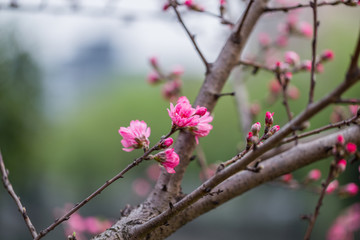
[119,120,151,152]
[154,148,180,173]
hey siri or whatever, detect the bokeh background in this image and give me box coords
[0,0,359,239]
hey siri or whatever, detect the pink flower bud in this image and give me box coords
[284,72,293,80]
[161,137,174,148]
[184,0,193,7]
[337,134,345,145]
[301,60,312,72]
[287,86,300,100]
[284,51,300,66]
[154,148,180,174]
[269,79,281,95]
[251,122,261,136]
[281,173,292,183]
[171,65,184,76]
[250,103,261,116]
[308,169,321,181]
[195,106,207,116]
[276,35,288,47]
[147,71,160,84]
[258,33,271,47]
[346,142,357,154]
[269,125,280,135]
[321,49,334,61]
[298,22,313,38]
[149,56,158,67]
[343,183,359,196]
[326,180,339,194]
[337,159,347,173]
[220,0,226,6]
[163,3,170,11]
[247,131,253,140]
[265,111,274,126]
[349,105,358,116]
[316,63,324,73]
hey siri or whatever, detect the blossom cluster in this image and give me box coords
[118,97,212,173]
[146,56,184,102]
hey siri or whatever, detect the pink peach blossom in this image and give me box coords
[265,111,274,126]
[337,134,345,145]
[149,56,158,67]
[147,71,160,85]
[337,159,347,173]
[321,49,334,61]
[155,148,180,174]
[191,112,213,144]
[298,22,313,38]
[168,96,199,128]
[344,183,359,196]
[119,120,151,152]
[281,173,292,183]
[301,60,312,72]
[162,79,182,101]
[161,137,174,148]
[284,51,300,65]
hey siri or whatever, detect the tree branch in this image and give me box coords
[308,0,319,105]
[264,0,353,13]
[0,151,39,239]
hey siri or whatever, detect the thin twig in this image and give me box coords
[335,98,360,105]
[264,0,350,12]
[237,59,274,73]
[303,163,336,240]
[308,0,319,105]
[0,151,39,239]
[171,2,210,74]
[215,92,235,98]
[282,114,360,144]
[196,144,210,181]
[276,72,293,121]
[232,0,254,44]
[35,127,177,240]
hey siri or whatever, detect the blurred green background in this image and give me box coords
[0,2,359,240]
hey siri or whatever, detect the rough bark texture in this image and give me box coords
[92,1,269,239]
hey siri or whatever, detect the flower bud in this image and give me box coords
[301,60,312,72]
[337,134,345,145]
[147,71,161,85]
[284,72,293,80]
[149,56,158,68]
[298,22,313,38]
[246,132,253,150]
[307,169,321,181]
[336,159,347,174]
[284,51,300,66]
[161,137,174,148]
[342,183,359,196]
[195,107,207,116]
[346,142,357,154]
[321,49,334,61]
[265,111,274,127]
[326,180,339,194]
[281,173,292,183]
[251,122,261,136]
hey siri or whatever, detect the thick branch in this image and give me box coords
[138,125,360,239]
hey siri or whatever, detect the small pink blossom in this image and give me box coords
[301,60,312,72]
[171,65,184,76]
[284,51,300,65]
[162,79,182,101]
[284,72,293,80]
[155,148,180,174]
[337,134,345,145]
[147,71,160,85]
[195,106,207,116]
[268,125,280,136]
[149,56,158,67]
[265,111,274,126]
[119,120,151,152]
[286,13,298,28]
[276,35,288,47]
[308,169,321,181]
[191,112,213,144]
[337,159,347,173]
[163,3,170,11]
[298,22,313,38]
[168,96,199,128]
[344,183,359,196]
[287,86,300,100]
[161,137,174,148]
[349,105,358,116]
[251,122,261,136]
[326,180,339,194]
[321,49,335,61]
[269,79,281,95]
[220,0,226,6]
[316,63,324,73]
[132,178,151,197]
[258,33,271,47]
[346,142,357,154]
[281,173,292,183]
